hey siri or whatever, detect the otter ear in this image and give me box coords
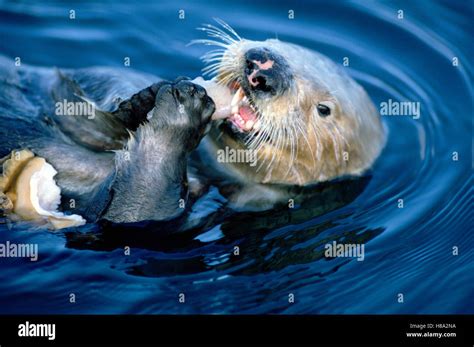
[316,101,335,117]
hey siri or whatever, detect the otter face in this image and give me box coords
[197,22,386,184]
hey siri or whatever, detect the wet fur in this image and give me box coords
[196,24,386,185]
[0,21,385,225]
[0,56,213,223]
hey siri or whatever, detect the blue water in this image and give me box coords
[0,0,472,314]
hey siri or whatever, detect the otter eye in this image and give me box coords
[317,103,331,117]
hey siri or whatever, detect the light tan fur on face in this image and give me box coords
[196,23,386,186]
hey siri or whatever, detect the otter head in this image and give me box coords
[195,20,386,185]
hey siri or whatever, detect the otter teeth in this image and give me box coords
[233,113,244,125]
[231,87,244,114]
[229,86,259,131]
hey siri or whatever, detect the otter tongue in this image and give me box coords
[239,105,257,130]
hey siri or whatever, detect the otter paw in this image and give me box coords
[149,80,216,150]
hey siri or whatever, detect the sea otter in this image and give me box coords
[0,69,214,227]
[0,21,386,229]
[193,21,386,186]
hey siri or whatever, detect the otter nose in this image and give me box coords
[245,56,275,94]
[244,48,290,97]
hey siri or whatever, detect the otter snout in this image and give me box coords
[243,47,291,97]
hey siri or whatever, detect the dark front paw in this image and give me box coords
[150,80,215,150]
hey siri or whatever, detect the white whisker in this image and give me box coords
[213,18,242,41]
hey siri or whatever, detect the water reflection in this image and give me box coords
[66,176,384,277]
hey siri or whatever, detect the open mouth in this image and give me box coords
[226,82,260,133]
[192,77,261,134]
